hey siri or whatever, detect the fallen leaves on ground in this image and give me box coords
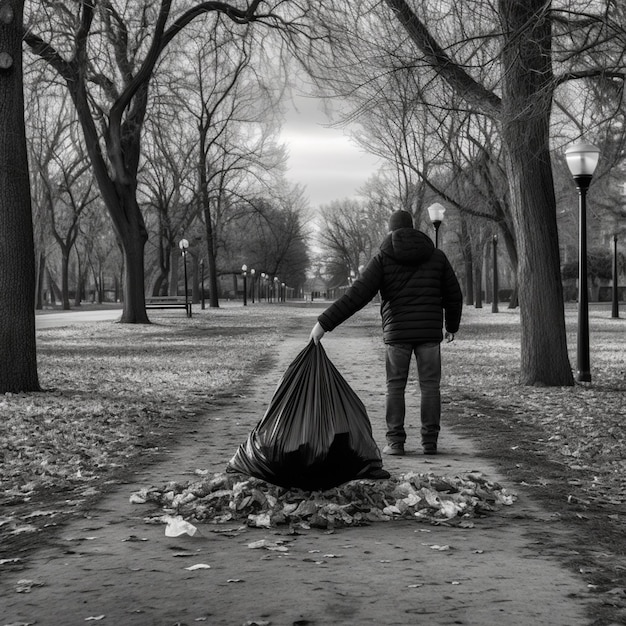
[131,470,516,530]
[443,307,626,510]
[0,307,284,556]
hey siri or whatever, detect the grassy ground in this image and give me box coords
[2,301,626,619]
[2,305,309,555]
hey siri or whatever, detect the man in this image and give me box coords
[310,209,462,456]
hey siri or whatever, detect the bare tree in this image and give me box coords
[232,189,310,290]
[23,0,295,323]
[25,72,64,312]
[318,199,376,284]
[46,126,97,309]
[170,21,288,307]
[140,103,197,298]
[79,203,119,303]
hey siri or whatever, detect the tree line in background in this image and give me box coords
[24,2,309,315]
[1,1,625,393]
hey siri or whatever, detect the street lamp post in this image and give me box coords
[241,264,247,306]
[565,141,600,383]
[200,259,205,310]
[179,238,191,318]
[612,235,619,319]
[427,203,446,248]
[492,234,499,313]
[251,269,255,304]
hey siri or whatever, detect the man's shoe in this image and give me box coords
[364,467,391,480]
[383,443,405,456]
[423,443,437,455]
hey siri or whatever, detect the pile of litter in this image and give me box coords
[130,470,516,530]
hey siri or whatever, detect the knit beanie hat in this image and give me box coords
[388,210,414,232]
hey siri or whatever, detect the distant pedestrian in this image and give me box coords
[310,209,463,455]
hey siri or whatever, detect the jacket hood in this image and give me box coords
[380,228,435,266]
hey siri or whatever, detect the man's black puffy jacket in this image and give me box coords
[317,228,463,344]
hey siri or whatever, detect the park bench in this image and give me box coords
[145,296,192,318]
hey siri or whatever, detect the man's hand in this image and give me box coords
[310,322,325,345]
[445,332,455,343]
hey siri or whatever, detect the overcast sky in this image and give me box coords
[279,93,381,210]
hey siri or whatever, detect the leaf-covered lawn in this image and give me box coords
[443,304,626,508]
[0,306,300,551]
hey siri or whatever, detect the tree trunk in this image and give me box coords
[36,251,45,310]
[74,256,83,307]
[47,268,59,305]
[61,250,70,310]
[98,268,104,303]
[485,246,493,303]
[114,192,150,323]
[499,0,573,385]
[198,119,220,308]
[191,254,200,304]
[169,248,179,296]
[501,225,519,309]
[152,272,166,297]
[459,217,474,305]
[119,234,149,323]
[0,0,39,392]
[464,258,474,305]
[474,262,483,309]
[204,206,220,308]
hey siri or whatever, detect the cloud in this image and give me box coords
[280,96,380,208]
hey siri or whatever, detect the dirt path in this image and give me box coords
[0,313,594,625]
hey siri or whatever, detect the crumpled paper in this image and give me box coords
[163,514,197,537]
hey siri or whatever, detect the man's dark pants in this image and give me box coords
[385,342,441,447]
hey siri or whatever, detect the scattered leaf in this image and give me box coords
[606,588,626,595]
[247,539,288,552]
[15,579,44,593]
[122,535,148,542]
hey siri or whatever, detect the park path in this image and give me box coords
[1,310,594,625]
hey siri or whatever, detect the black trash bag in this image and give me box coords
[227,341,383,491]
